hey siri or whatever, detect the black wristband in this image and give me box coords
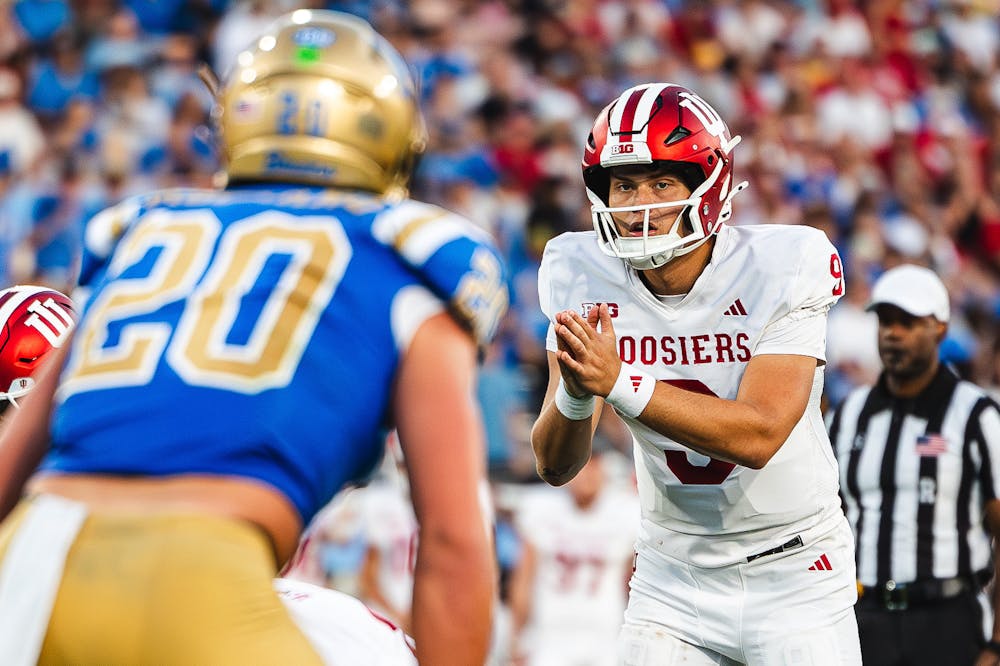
[985,640,1000,655]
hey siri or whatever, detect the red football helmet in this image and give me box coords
[0,285,76,412]
[582,83,749,269]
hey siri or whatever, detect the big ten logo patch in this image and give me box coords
[581,302,619,318]
[610,143,635,156]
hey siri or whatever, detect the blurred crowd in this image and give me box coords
[3,0,1000,661]
[4,0,1000,478]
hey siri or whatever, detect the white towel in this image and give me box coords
[0,495,88,666]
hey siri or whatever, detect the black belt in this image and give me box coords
[857,570,991,611]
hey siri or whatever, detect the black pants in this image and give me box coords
[856,591,985,665]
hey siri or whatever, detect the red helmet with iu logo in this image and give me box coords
[582,83,749,269]
[0,285,76,412]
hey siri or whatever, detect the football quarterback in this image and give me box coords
[532,83,862,664]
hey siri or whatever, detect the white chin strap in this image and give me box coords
[617,216,705,270]
[1,378,34,411]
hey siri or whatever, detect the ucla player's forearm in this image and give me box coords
[411,526,495,665]
[632,353,818,469]
[394,312,494,664]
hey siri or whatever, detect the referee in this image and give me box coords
[827,264,1000,666]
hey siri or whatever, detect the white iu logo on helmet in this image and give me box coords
[24,298,74,347]
[677,92,739,155]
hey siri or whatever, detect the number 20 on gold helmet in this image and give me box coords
[215,10,426,199]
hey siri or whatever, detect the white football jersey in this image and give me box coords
[275,577,416,665]
[538,224,847,568]
[516,486,639,642]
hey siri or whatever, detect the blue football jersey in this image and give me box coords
[46,185,507,525]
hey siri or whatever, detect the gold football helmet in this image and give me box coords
[215,10,425,198]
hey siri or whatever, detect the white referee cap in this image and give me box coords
[866,264,950,322]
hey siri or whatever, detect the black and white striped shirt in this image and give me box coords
[827,365,1000,587]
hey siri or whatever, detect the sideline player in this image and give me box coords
[0,11,505,665]
[531,83,861,664]
[509,449,638,665]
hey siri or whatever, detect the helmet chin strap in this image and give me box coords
[613,207,687,267]
[1,379,34,411]
[625,253,670,270]
[624,224,710,270]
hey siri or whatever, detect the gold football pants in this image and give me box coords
[0,499,322,665]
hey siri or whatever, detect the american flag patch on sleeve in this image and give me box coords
[915,433,949,457]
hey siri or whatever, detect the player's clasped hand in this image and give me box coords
[554,303,621,399]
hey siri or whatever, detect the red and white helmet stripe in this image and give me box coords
[601,84,677,166]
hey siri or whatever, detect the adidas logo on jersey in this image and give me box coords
[723,299,747,316]
[808,554,833,571]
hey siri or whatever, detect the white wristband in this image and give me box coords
[605,364,655,419]
[554,379,595,420]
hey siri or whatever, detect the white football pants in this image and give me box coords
[618,519,861,665]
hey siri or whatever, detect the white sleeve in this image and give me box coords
[755,230,844,360]
[544,322,558,354]
[390,285,445,353]
[537,234,574,353]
